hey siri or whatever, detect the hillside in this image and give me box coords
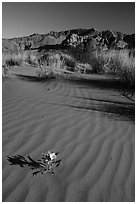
[2,28,135,53]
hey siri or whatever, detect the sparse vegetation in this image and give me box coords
[2,51,38,77]
[36,66,59,79]
[2,45,135,95]
[94,50,135,89]
[74,48,135,90]
[35,52,76,78]
[2,51,37,68]
[60,53,76,70]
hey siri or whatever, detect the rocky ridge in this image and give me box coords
[2,28,135,54]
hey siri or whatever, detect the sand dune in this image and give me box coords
[2,76,135,202]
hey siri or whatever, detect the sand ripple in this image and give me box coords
[2,78,135,201]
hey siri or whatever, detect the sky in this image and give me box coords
[2,2,135,38]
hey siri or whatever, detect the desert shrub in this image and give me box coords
[25,52,37,66]
[2,65,10,77]
[75,63,93,74]
[2,51,38,68]
[5,58,21,67]
[38,53,63,68]
[2,53,22,67]
[64,58,75,67]
[37,52,76,73]
[60,53,76,69]
[35,66,61,79]
[68,46,85,63]
[73,47,135,89]
[117,51,135,88]
[2,65,15,78]
[104,50,135,86]
[69,46,109,74]
[87,51,109,74]
[88,49,135,88]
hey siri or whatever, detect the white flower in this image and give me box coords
[48,151,57,160]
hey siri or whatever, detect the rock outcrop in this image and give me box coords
[2,28,135,53]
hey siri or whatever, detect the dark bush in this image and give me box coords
[5,59,21,67]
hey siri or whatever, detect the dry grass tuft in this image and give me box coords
[87,49,135,89]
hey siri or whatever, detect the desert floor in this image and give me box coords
[2,73,135,202]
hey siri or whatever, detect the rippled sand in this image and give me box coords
[2,76,135,202]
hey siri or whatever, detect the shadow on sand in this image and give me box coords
[14,74,135,122]
[43,99,134,122]
[67,101,135,122]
